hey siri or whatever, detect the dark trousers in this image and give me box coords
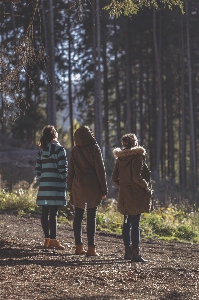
[41,205,59,239]
[73,206,97,246]
[122,214,141,249]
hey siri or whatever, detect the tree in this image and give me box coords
[104,0,184,17]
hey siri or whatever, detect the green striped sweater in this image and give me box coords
[35,141,68,206]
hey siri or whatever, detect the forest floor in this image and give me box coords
[0,213,199,300]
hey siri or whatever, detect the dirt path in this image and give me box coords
[0,213,199,300]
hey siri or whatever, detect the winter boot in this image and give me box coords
[44,238,50,248]
[124,246,132,260]
[48,239,65,250]
[75,244,86,255]
[131,248,147,263]
[86,246,99,256]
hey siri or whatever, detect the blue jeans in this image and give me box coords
[122,214,141,249]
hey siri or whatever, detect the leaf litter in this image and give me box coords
[0,213,199,300]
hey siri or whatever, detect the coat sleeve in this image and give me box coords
[111,160,119,187]
[57,147,68,185]
[35,151,42,181]
[93,146,107,196]
[132,155,148,189]
[67,152,75,192]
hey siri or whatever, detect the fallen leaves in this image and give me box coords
[0,213,199,299]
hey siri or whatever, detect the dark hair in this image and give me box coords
[121,133,138,149]
[38,125,57,149]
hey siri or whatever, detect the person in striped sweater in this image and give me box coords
[35,125,68,250]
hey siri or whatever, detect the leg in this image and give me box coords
[87,206,97,246]
[131,214,147,263]
[86,206,98,256]
[131,214,141,249]
[49,205,59,239]
[122,215,132,260]
[73,207,84,245]
[41,206,50,238]
[122,215,132,247]
[48,205,65,250]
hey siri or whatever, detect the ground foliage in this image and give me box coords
[0,213,198,300]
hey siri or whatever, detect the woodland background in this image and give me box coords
[0,0,199,206]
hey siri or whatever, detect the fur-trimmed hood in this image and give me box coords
[113,146,146,159]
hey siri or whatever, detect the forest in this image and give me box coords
[0,0,199,205]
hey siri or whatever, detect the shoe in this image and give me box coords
[75,244,86,255]
[44,238,50,248]
[131,248,147,263]
[86,246,99,256]
[48,239,65,250]
[124,246,132,260]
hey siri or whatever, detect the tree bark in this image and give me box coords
[67,10,74,147]
[185,0,197,200]
[94,0,103,149]
[179,14,186,189]
[47,0,56,126]
[153,7,163,178]
[125,19,131,133]
[102,41,109,158]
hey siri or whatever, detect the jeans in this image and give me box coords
[122,214,141,249]
[73,206,98,246]
[41,205,59,239]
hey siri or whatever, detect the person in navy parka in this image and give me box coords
[35,125,68,249]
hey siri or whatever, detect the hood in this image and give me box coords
[42,141,60,158]
[74,126,97,147]
[113,146,146,167]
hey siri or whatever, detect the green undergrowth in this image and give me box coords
[0,188,38,215]
[96,200,199,243]
[0,188,199,243]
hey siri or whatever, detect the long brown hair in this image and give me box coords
[38,125,57,149]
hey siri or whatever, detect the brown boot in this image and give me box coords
[131,248,147,263]
[44,238,50,248]
[48,239,65,250]
[86,246,98,256]
[75,244,86,255]
[124,246,132,260]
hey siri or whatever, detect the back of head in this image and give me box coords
[39,125,57,149]
[121,133,138,149]
[74,126,96,147]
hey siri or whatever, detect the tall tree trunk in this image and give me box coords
[47,0,56,126]
[67,10,74,147]
[114,20,121,144]
[153,8,163,178]
[125,19,131,133]
[41,0,50,123]
[179,15,186,189]
[166,55,175,181]
[94,0,102,149]
[139,40,143,145]
[102,41,109,158]
[185,0,197,201]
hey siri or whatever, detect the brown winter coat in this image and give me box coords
[111,146,151,215]
[67,126,107,209]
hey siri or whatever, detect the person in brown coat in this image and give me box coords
[111,133,151,263]
[67,126,107,256]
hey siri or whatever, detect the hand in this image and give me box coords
[102,195,106,200]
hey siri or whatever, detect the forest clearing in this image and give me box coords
[0,213,199,300]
